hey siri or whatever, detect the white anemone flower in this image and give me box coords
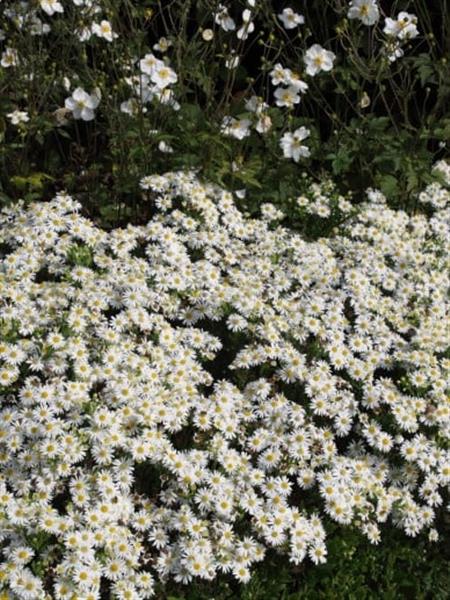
[304,44,336,76]
[40,0,63,15]
[7,110,30,125]
[150,65,178,89]
[384,12,419,40]
[65,87,101,121]
[280,127,311,162]
[214,4,236,31]
[237,10,255,40]
[1,47,19,68]
[92,20,118,42]
[278,8,305,29]
[348,0,379,26]
[221,117,252,140]
[139,53,162,75]
[274,86,301,108]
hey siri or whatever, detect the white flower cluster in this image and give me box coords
[346,2,419,62]
[120,53,179,115]
[214,5,257,40]
[297,179,354,217]
[221,95,273,140]
[1,0,117,50]
[0,167,449,598]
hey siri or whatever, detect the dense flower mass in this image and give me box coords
[0,1,448,597]
[0,165,449,598]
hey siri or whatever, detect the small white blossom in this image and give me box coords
[64,87,101,121]
[237,10,255,40]
[120,98,141,116]
[274,86,301,108]
[304,44,336,76]
[280,127,311,162]
[256,115,272,134]
[92,20,118,42]
[359,91,371,108]
[384,12,419,40]
[158,140,174,153]
[245,96,268,115]
[347,0,380,26]
[1,47,19,68]
[225,53,240,69]
[40,0,63,15]
[153,37,172,52]
[7,110,29,125]
[139,53,160,75]
[278,8,304,29]
[221,117,252,140]
[150,64,178,89]
[214,4,236,31]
